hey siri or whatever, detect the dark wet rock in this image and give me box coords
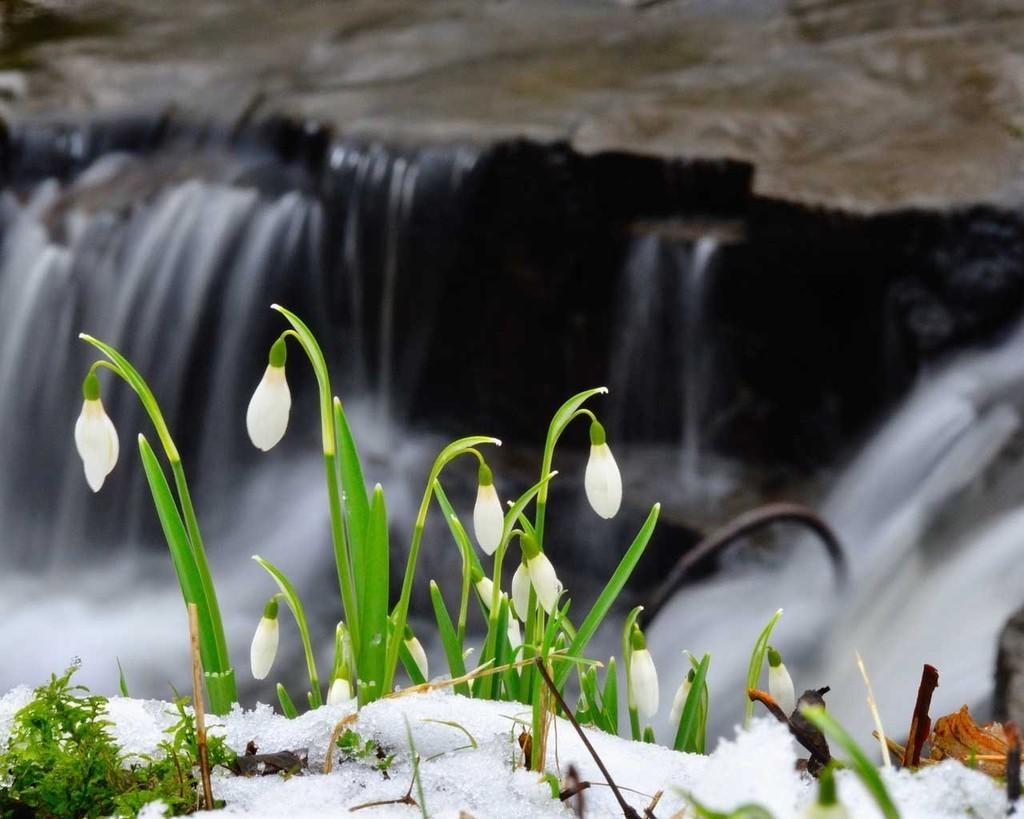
[994,607,1024,726]
[2,0,1024,211]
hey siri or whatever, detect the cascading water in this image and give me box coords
[650,316,1024,741]
[0,131,483,697]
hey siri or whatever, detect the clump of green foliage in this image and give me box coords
[336,729,394,776]
[0,663,235,818]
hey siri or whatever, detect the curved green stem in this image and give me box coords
[382,435,500,693]
[534,388,607,548]
[253,555,322,707]
[270,306,361,657]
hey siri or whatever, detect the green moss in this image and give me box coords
[0,663,235,818]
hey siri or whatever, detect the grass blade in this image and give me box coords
[276,683,298,718]
[800,705,900,819]
[358,485,390,704]
[673,653,711,753]
[429,580,469,696]
[555,503,660,688]
[334,397,370,598]
[744,608,783,728]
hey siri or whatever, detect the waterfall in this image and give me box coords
[0,133,482,697]
[649,317,1024,741]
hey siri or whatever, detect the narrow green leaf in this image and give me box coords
[276,683,298,718]
[116,659,129,698]
[744,609,783,728]
[674,653,711,753]
[358,486,390,704]
[429,580,469,696]
[334,397,370,590]
[433,482,484,580]
[602,657,619,735]
[138,435,216,668]
[801,706,900,819]
[555,504,660,688]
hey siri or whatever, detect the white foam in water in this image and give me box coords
[0,686,1007,817]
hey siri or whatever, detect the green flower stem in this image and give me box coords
[81,335,236,709]
[382,436,500,694]
[170,460,230,672]
[533,388,606,549]
[270,307,361,659]
[253,555,322,707]
[621,605,644,741]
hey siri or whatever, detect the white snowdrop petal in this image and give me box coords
[473,483,504,555]
[769,663,796,716]
[246,365,291,451]
[249,616,279,680]
[584,443,622,519]
[670,678,692,725]
[74,399,119,492]
[511,563,530,621]
[327,678,353,705]
[527,552,562,615]
[407,636,429,680]
[506,617,522,651]
[475,577,495,611]
[630,648,659,718]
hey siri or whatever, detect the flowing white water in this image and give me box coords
[650,317,1024,741]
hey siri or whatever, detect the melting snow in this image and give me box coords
[0,686,1007,818]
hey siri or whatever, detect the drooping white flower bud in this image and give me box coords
[507,616,522,651]
[584,420,621,519]
[472,568,495,612]
[405,626,428,680]
[511,561,531,621]
[522,534,563,615]
[628,626,659,718]
[249,597,280,680]
[472,462,504,555]
[768,646,796,716]
[74,373,119,492]
[670,667,695,725]
[327,677,353,705]
[246,338,291,451]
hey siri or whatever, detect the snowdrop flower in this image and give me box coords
[511,560,530,621]
[670,667,695,725]
[521,534,563,615]
[628,626,659,718]
[472,462,504,555]
[472,568,495,612]
[74,373,119,492]
[246,338,291,451]
[802,765,849,819]
[405,626,428,680]
[327,676,353,705]
[249,597,280,680]
[584,420,621,519]
[507,616,522,651]
[768,646,796,715]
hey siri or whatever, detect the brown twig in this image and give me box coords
[644,790,663,818]
[1006,721,1020,814]
[535,657,643,819]
[187,603,214,811]
[562,764,587,816]
[643,503,846,627]
[747,688,831,768]
[903,664,939,768]
[349,771,418,813]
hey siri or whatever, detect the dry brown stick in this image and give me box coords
[187,603,214,811]
[1006,720,1021,813]
[535,658,643,819]
[902,664,939,769]
[644,790,663,818]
